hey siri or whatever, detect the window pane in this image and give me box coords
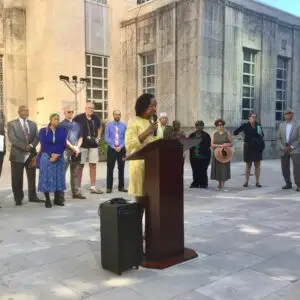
[92,67,103,78]
[276,91,282,100]
[93,90,103,100]
[147,77,155,86]
[92,79,102,88]
[104,80,108,89]
[146,54,155,64]
[277,69,283,79]
[276,112,282,121]
[94,102,103,110]
[242,98,250,109]
[276,80,283,89]
[243,87,250,97]
[86,66,91,76]
[276,101,282,111]
[86,55,91,65]
[103,57,108,67]
[93,56,102,67]
[87,89,91,99]
[242,109,249,120]
[147,65,155,75]
[243,75,250,85]
[104,91,108,100]
[250,99,254,109]
[251,64,255,74]
[244,51,251,62]
[243,63,250,74]
[104,69,108,79]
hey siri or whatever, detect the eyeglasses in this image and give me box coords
[216,123,223,127]
[67,111,74,113]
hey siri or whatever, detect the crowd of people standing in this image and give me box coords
[0,96,300,210]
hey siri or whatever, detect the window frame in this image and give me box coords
[141,52,156,96]
[86,53,109,121]
[242,49,256,121]
[137,0,152,5]
[275,56,288,122]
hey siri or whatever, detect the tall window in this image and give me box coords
[89,0,107,4]
[86,54,108,120]
[242,49,256,120]
[142,52,156,95]
[137,0,151,4]
[276,57,288,121]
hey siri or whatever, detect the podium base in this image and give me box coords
[141,248,198,269]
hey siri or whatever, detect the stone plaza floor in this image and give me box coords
[1,159,300,299]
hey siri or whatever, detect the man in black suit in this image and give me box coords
[7,105,42,206]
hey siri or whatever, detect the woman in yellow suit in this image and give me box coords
[125,93,160,216]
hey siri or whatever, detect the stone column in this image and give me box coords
[260,18,277,130]
[3,8,27,122]
[292,28,300,119]
[223,5,243,127]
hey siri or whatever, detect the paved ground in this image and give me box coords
[1,158,300,300]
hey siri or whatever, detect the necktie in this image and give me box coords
[23,120,29,139]
[115,126,119,147]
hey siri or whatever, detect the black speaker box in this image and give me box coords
[99,199,142,275]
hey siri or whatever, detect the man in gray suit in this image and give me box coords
[277,108,300,191]
[7,105,42,205]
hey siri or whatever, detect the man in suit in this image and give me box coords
[7,105,42,205]
[277,108,300,191]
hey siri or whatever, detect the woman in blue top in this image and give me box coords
[38,113,67,208]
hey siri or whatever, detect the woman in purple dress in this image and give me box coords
[38,113,67,208]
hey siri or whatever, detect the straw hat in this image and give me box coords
[214,147,233,163]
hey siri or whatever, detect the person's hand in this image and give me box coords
[26,145,33,152]
[73,146,80,156]
[283,147,290,152]
[50,153,59,163]
[115,146,121,152]
[146,121,158,136]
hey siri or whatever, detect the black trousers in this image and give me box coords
[190,157,211,187]
[11,161,37,203]
[0,152,4,177]
[106,147,126,189]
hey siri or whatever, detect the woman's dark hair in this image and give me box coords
[214,119,225,127]
[135,93,155,117]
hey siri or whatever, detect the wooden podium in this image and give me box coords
[126,138,199,269]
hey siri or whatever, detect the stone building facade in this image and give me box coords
[0,0,109,127]
[110,0,300,159]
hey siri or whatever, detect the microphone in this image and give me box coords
[152,114,158,136]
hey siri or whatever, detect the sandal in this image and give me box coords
[90,188,104,194]
[243,183,248,187]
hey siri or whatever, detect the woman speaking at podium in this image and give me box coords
[125,93,161,218]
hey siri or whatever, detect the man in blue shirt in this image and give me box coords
[105,110,127,193]
[60,106,85,199]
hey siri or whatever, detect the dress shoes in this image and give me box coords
[106,189,112,194]
[118,188,128,193]
[73,194,86,199]
[15,201,22,206]
[296,187,300,192]
[29,197,44,203]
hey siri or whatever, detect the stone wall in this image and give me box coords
[3,7,27,122]
[118,0,300,160]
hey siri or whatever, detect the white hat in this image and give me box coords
[159,112,168,118]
